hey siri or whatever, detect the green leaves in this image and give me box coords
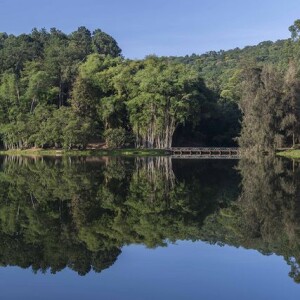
[289,19,300,41]
[239,62,300,151]
[103,128,127,149]
[74,55,205,149]
[0,27,123,150]
[92,29,122,57]
[126,58,203,148]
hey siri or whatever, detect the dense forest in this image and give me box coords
[1,20,300,150]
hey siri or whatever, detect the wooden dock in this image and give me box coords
[168,147,240,159]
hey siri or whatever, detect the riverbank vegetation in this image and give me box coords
[1,20,300,151]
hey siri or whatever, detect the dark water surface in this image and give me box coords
[0,155,300,299]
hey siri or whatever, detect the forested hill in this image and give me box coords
[171,38,291,98]
[0,21,300,151]
[171,38,296,147]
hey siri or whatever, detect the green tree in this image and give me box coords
[289,19,300,41]
[238,64,285,152]
[92,29,122,57]
[127,57,203,148]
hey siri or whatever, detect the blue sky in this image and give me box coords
[0,242,299,300]
[0,0,299,58]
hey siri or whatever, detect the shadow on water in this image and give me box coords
[1,154,300,283]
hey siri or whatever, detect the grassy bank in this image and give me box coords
[276,149,300,159]
[0,148,170,157]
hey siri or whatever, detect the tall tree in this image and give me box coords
[238,64,285,152]
[127,57,203,148]
[281,62,300,147]
[92,29,122,57]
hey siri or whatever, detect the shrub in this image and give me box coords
[104,128,127,149]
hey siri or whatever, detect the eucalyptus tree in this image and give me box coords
[92,29,122,57]
[127,57,203,148]
[239,61,300,152]
[289,19,300,41]
[74,55,205,149]
[0,72,21,123]
[0,33,40,75]
[281,62,300,147]
[21,61,57,112]
[238,64,285,152]
[69,26,93,60]
[43,28,70,107]
[70,54,127,139]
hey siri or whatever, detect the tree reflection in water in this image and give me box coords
[1,155,300,283]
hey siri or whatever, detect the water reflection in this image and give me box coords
[0,155,299,283]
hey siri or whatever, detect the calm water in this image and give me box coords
[0,155,300,299]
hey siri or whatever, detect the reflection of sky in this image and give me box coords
[1,0,300,58]
[0,241,299,300]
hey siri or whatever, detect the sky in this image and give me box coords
[0,242,299,300]
[0,0,300,58]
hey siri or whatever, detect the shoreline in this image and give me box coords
[2,148,298,159]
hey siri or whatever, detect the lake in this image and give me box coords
[0,155,299,299]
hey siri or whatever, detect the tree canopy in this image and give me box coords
[1,21,300,150]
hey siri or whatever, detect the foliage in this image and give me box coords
[104,128,127,149]
[238,63,300,152]
[1,21,300,150]
[0,27,121,150]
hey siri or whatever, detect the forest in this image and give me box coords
[1,20,300,150]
